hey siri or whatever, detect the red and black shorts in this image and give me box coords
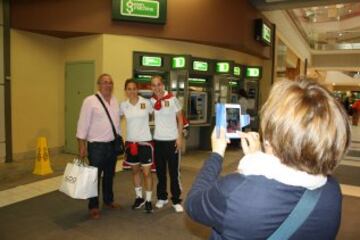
[125,141,154,166]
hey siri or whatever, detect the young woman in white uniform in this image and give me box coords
[120,79,154,213]
[150,75,184,213]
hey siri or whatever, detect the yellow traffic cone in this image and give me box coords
[33,137,53,175]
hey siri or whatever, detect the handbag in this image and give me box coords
[95,94,125,155]
[59,159,98,199]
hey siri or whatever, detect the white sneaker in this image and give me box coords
[172,204,184,213]
[155,199,169,208]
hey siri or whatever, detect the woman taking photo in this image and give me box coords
[120,79,154,213]
[185,78,350,239]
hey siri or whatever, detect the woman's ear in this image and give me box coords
[263,140,274,155]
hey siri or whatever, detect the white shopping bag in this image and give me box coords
[59,159,98,199]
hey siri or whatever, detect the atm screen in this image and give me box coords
[248,88,256,99]
[188,92,208,124]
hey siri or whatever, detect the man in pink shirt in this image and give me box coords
[76,73,120,219]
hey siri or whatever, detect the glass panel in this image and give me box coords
[0,0,3,26]
[0,143,5,160]
[0,85,5,142]
[0,26,3,84]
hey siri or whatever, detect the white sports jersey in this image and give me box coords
[151,91,182,141]
[120,96,153,142]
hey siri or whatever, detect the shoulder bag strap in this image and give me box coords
[95,94,117,138]
[267,188,323,240]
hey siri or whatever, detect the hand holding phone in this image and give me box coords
[238,131,261,155]
[211,127,229,157]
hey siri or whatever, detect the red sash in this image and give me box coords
[151,92,173,110]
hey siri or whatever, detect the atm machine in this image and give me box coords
[170,56,214,150]
[229,64,245,103]
[133,51,171,99]
[244,66,262,130]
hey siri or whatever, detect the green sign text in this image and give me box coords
[234,66,241,76]
[121,0,159,19]
[246,67,261,78]
[141,56,162,67]
[172,57,186,68]
[193,61,208,72]
[262,23,271,44]
[216,62,230,73]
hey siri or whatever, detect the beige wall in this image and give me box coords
[102,34,266,101]
[10,31,272,157]
[11,30,64,156]
[64,35,103,85]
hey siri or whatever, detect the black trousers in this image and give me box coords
[87,142,117,209]
[154,140,182,204]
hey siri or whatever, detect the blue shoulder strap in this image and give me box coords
[267,188,323,240]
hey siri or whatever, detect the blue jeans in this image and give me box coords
[87,142,117,209]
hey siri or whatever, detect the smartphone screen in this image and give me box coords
[225,104,241,138]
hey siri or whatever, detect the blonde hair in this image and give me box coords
[260,78,350,175]
[97,73,113,84]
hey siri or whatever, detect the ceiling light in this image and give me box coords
[336,4,344,9]
[354,72,360,79]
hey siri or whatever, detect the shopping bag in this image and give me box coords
[59,159,98,199]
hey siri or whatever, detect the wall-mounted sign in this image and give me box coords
[193,61,208,72]
[216,62,230,73]
[262,23,272,45]
[172,57,186,69]
[234,66,241,76]
[112,0,167,24]
[255,18,272,46]
[246,67,261,78]
[141,56,162,67]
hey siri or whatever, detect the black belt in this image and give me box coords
[88,140,113,145]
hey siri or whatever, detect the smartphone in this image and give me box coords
[225,104,241,138]
[216,103,242,139]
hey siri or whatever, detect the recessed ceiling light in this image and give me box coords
[336,4,344,9]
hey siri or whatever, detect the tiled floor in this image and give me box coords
[0,126,359,239]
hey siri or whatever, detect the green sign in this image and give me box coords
[141,56,162,67]
[246,67,261,78]
[193,61,208,72]
[229,81,238,86]
[188,78,207,83]
[216,62,230,73]
[234,66,241,76]
[172,57,186,69]
[112,0,167,24]
[262,23,271,44]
